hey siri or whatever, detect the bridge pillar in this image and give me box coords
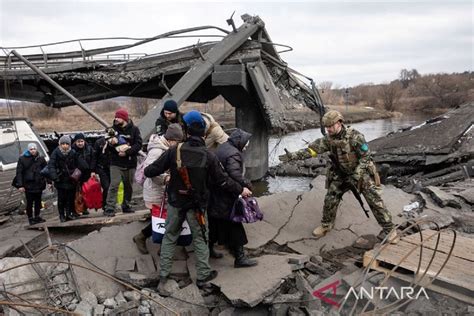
[235,103,268,181]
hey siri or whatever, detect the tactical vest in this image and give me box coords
[173,142,209,209]
[327,128,359,174]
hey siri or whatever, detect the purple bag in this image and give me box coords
[230,196,264,223]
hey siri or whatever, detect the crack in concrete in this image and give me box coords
[269,193,304,243]
[333,222,364,237]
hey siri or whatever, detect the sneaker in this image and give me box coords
[312,224,334,237]
[196,270,218,288]
[28,217,36,225]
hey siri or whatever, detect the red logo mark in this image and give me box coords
[312,280,341,307]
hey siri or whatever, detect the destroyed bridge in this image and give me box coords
[0,14,325,180]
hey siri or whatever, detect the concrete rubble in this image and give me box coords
[0,108,473,314]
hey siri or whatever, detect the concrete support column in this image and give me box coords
[235,104,268,181]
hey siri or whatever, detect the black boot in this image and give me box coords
[234,246,257,268]
[209,243,223,259]
[58,210,66,223]
[66,211,76,221]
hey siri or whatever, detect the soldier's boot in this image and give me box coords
[133,232,149,254]
[209,242,223,259]
[157,276,171,297]
[312,224,334,237]
[234,246,258,268]
[378,230,400,244]
[196,270,218,288]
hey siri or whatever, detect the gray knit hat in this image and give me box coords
[59,135,71,145]
[164,123,183,141]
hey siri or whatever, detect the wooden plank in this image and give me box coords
[28,209,150,229]
[364,240,474,292]
[368,263,474,305]
[116,257,135,272]
[401,230,474,262]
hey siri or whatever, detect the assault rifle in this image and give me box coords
[176,144,208,244]
[328,154,370,218]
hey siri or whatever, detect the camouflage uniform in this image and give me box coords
[292,125,394,233]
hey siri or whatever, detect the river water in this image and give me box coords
[254,113,433,195]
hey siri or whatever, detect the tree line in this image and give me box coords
[318,70,474,112]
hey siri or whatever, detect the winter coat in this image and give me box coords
[144,136,243,209]
[107,120,143,169]
[72,143,95,182]
[208,129,252,219]
[202,113,229,151]
[48,148,87,190]
[143,134,169,208]
[15,151,47,193]
[93,137,110,170]
[155,111,185,136]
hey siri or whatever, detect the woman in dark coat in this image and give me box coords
[15,143,48,225]
[48,135,87,222]
[208,128,257,268]
[72,133,95,215]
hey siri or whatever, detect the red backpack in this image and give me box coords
[82,177,103,209]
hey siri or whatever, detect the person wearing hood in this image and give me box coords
[208,129,257,268]
[72,133,96,215]
[48,135,87,222]
[144,111,252,295]
[132,123,184,254]
[104,108,143,216]
[15,143,49,225]
[155,99,185,136]
[201,112,229,151]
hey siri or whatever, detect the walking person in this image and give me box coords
[103,108,142,216]
[72,133,95,215]
[133,124,184,254]
[208,129,257,267]
[49,135,87,222]
[144,111,252,296]
[279,110,399,243]
[15,143,49,225]
[93,135,111,210]
[155,99,185,136]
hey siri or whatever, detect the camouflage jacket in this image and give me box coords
[294,126,372,178]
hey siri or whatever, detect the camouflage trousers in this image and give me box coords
[322,173,394,232]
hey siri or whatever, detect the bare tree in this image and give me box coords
[399,69,420,88]
[379,82,402,111]
[413,73,471,108]
[130,97,154,117]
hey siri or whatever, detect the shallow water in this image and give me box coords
[255,113,434,196]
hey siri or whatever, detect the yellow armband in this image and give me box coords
[307,147,318,157]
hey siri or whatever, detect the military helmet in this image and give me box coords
[322,110,344,127]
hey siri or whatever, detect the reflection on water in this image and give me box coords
[256,114,434,196]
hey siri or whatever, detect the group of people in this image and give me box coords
[15,99,398,292]
[137,100,257,294]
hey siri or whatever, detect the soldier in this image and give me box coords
[279,110,399,243]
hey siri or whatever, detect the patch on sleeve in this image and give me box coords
[360,143,369,152]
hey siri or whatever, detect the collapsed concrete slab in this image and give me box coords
[198,254,293,307]
[66,221,149,298]
[246,177,410,255]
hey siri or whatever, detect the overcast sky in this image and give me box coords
[0,0,472,87]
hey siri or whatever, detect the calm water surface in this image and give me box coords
[254,114,434,196]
